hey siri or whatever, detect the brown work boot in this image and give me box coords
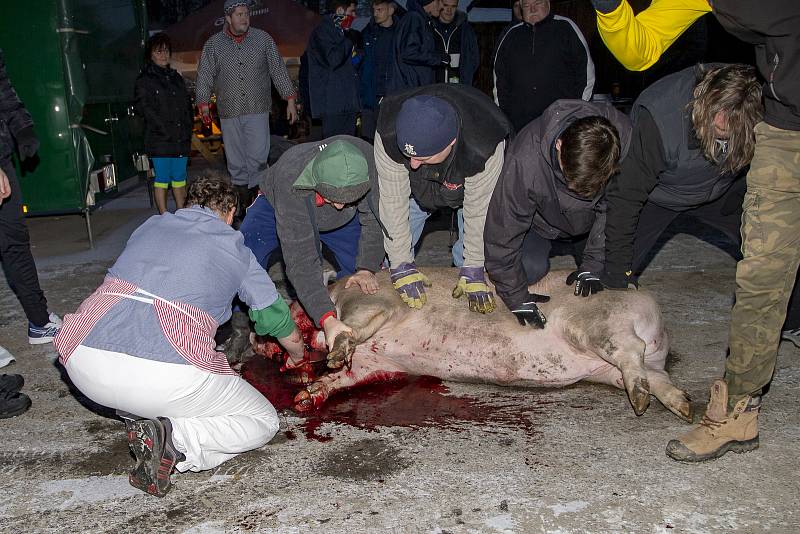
[665,379,760,462]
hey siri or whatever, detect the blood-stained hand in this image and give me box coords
[323,316,352,351]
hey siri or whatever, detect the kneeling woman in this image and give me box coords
[55,176,305,497]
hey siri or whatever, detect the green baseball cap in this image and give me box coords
[293,140,371,204]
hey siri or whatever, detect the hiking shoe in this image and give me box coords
[0,374,24,394]
[128,418,169,497]
[665,379,760,462]
[0,391,32,419]
[781,328,800,348]
[127,417,183,497]
[28,313,62,345]
[159,417,186,465]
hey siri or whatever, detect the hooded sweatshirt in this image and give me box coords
[484,100,632,309]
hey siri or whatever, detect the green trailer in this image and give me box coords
[0,0,147,246]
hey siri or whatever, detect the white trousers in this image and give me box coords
[66,345,279,472]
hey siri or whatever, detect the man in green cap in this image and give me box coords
[240,137,385,350]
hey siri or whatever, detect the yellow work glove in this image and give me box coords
[390,262,431,309]
[451,266,496,314]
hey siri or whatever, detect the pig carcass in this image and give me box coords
[258,268,692,421]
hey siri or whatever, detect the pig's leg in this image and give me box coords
[586,365,692,422]
[327,293,403,370]
[645,367,693,422]
[294,351,407,411]
[595,332,651,416]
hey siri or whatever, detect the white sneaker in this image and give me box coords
[0,344,15,368]
[28,312,62,345]
[48,312,63,327]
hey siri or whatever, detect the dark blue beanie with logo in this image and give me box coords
[396,95,459,158]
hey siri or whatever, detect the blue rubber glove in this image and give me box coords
[390,262,431,309]
[452,266,496,314]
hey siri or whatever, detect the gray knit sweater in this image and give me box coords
[196,28,296,118]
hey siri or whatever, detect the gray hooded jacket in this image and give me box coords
[484,99,632,308]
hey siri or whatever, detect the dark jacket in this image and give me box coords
[484,100,632,309]
[493,13,594,132]
[359,17,399,110]
[133,62,193,157]
[432,11,479,86]
[376,83,512,210]
[0,50,34,162]
[712,0,800,131]
[386,0,446,93]
[260,135,384,326]
[306,16,361,118]
[604,65,740,279]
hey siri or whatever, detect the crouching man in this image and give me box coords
[375,84,512,312]
[54,176,306,497]
[484,99,630,327]
[240,137,385,352]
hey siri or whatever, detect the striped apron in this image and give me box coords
[55,277,235,375]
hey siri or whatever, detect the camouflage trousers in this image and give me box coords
[725,122,800,407]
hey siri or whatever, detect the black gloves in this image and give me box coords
[566,271,604,297]
[510,292,550,329]
[15,126,39,160]
[600,271,639,290]
[590,0,622,14]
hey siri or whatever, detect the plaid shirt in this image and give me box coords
[196,28,296,119]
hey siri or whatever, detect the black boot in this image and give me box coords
[0,390,31,419]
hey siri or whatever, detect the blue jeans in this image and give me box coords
[240,195,362,278]
[409,198,464,267]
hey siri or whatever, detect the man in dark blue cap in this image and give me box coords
[375,84,512,313]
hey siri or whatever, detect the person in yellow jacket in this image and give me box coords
[591,0,711,71]
[593,0,800,464]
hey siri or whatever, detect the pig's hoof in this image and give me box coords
[671,392,694,422]
[327,332,357,369]
[629,377,651,416]
[293,383,329,412]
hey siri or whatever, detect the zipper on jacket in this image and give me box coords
[769,52,782,102]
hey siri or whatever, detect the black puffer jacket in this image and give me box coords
[306,16,360,118]
[0,50,34,162]
[484,100,632,309]
[134,62,193,157]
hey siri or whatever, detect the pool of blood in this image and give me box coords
[242,355,544,442]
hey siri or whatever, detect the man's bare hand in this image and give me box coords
[323,316,352,350]
[344,270,379,295]
[0,168,10,206]
[286,99,298,125]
